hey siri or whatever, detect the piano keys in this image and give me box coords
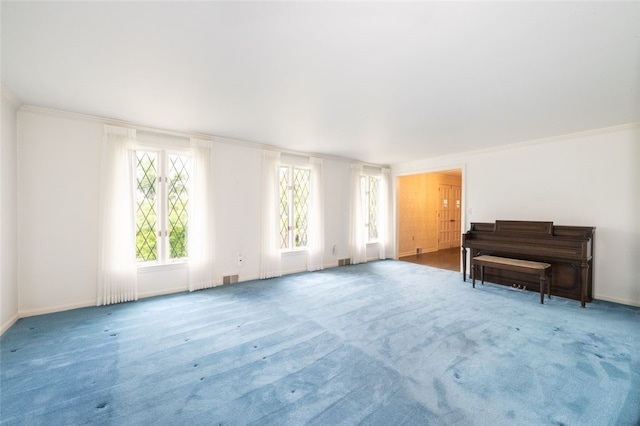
[461,220,595,307]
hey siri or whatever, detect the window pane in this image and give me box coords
[369,177,379,240]
[293,168,310,248]
[168,154,190,259]
[279,166,290,249]
[136,151,157,262]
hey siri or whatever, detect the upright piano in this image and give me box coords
[461,220,595,307]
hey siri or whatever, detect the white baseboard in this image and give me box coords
[238,273,260,282]
[593,294,640,308]
[281,267,307,276]
[398,249,439,258]
[1,313,20,336]
[19,300,96,319]
[138,286,188,299]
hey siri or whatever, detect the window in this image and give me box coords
[361,175,379,241]
[135,150,190,264]
[279,165,310,250]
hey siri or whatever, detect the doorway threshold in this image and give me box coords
[400,247,460,272]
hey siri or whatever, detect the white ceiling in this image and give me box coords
[2,1,639,165]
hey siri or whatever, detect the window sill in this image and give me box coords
[137,261,189,273]
[280,248,308,256]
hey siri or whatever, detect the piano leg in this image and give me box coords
[580,261,589,308]
[462,247,467,281]
[471,261,476,288]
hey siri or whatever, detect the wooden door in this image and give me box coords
[438,184,462,250]
[438,184,452,250]
[451,185,461,247]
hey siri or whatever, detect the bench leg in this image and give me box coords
[539,275,546,304]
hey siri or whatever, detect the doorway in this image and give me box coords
[397,169,463,272]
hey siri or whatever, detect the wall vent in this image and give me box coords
[338,258,351,266]
[223,274,239,285]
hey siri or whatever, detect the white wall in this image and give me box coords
[18,109,102,315]
[210,140,262,279]
[1,88,20,333]
[17,105,637,318]
[16,107,362,316]
[393,124,640,306]
[323,158,352,266]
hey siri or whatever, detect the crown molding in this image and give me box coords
[392,122,639,171]
[481,122,640,156]
[18,104,388,168]
[1,85,22,108]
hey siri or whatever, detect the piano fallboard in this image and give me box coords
[462,221,595,306]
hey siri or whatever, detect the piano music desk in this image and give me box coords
[471,255,552,304]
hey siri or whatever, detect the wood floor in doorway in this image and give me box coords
[400,247,461,272]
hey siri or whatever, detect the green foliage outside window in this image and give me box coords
[167,156,189,259]
[135,151,189,262]
[136,152,157,262]
[279,166,310,249]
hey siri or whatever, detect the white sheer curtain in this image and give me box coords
[377,168,391,260]
[188,138,216,291]
[307,157,324,271]
[349,163,367,264]
[260,150,282,278]
[97,125,138,306]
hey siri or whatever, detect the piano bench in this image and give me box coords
[471,255,552,304]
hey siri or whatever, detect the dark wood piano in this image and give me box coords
[461,220,595,307]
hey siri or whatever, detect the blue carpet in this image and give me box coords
[2,260,639,425]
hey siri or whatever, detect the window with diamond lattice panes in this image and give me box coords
[369,176,379,240]
[293,168,310,247]
[279,167,290,249]
[135,150,190,264]
[135,151,158,262]
[168,154,190,259]
[279,166,310,250]
[361,175,380,242]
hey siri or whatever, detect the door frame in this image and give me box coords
[394,164,466,272]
